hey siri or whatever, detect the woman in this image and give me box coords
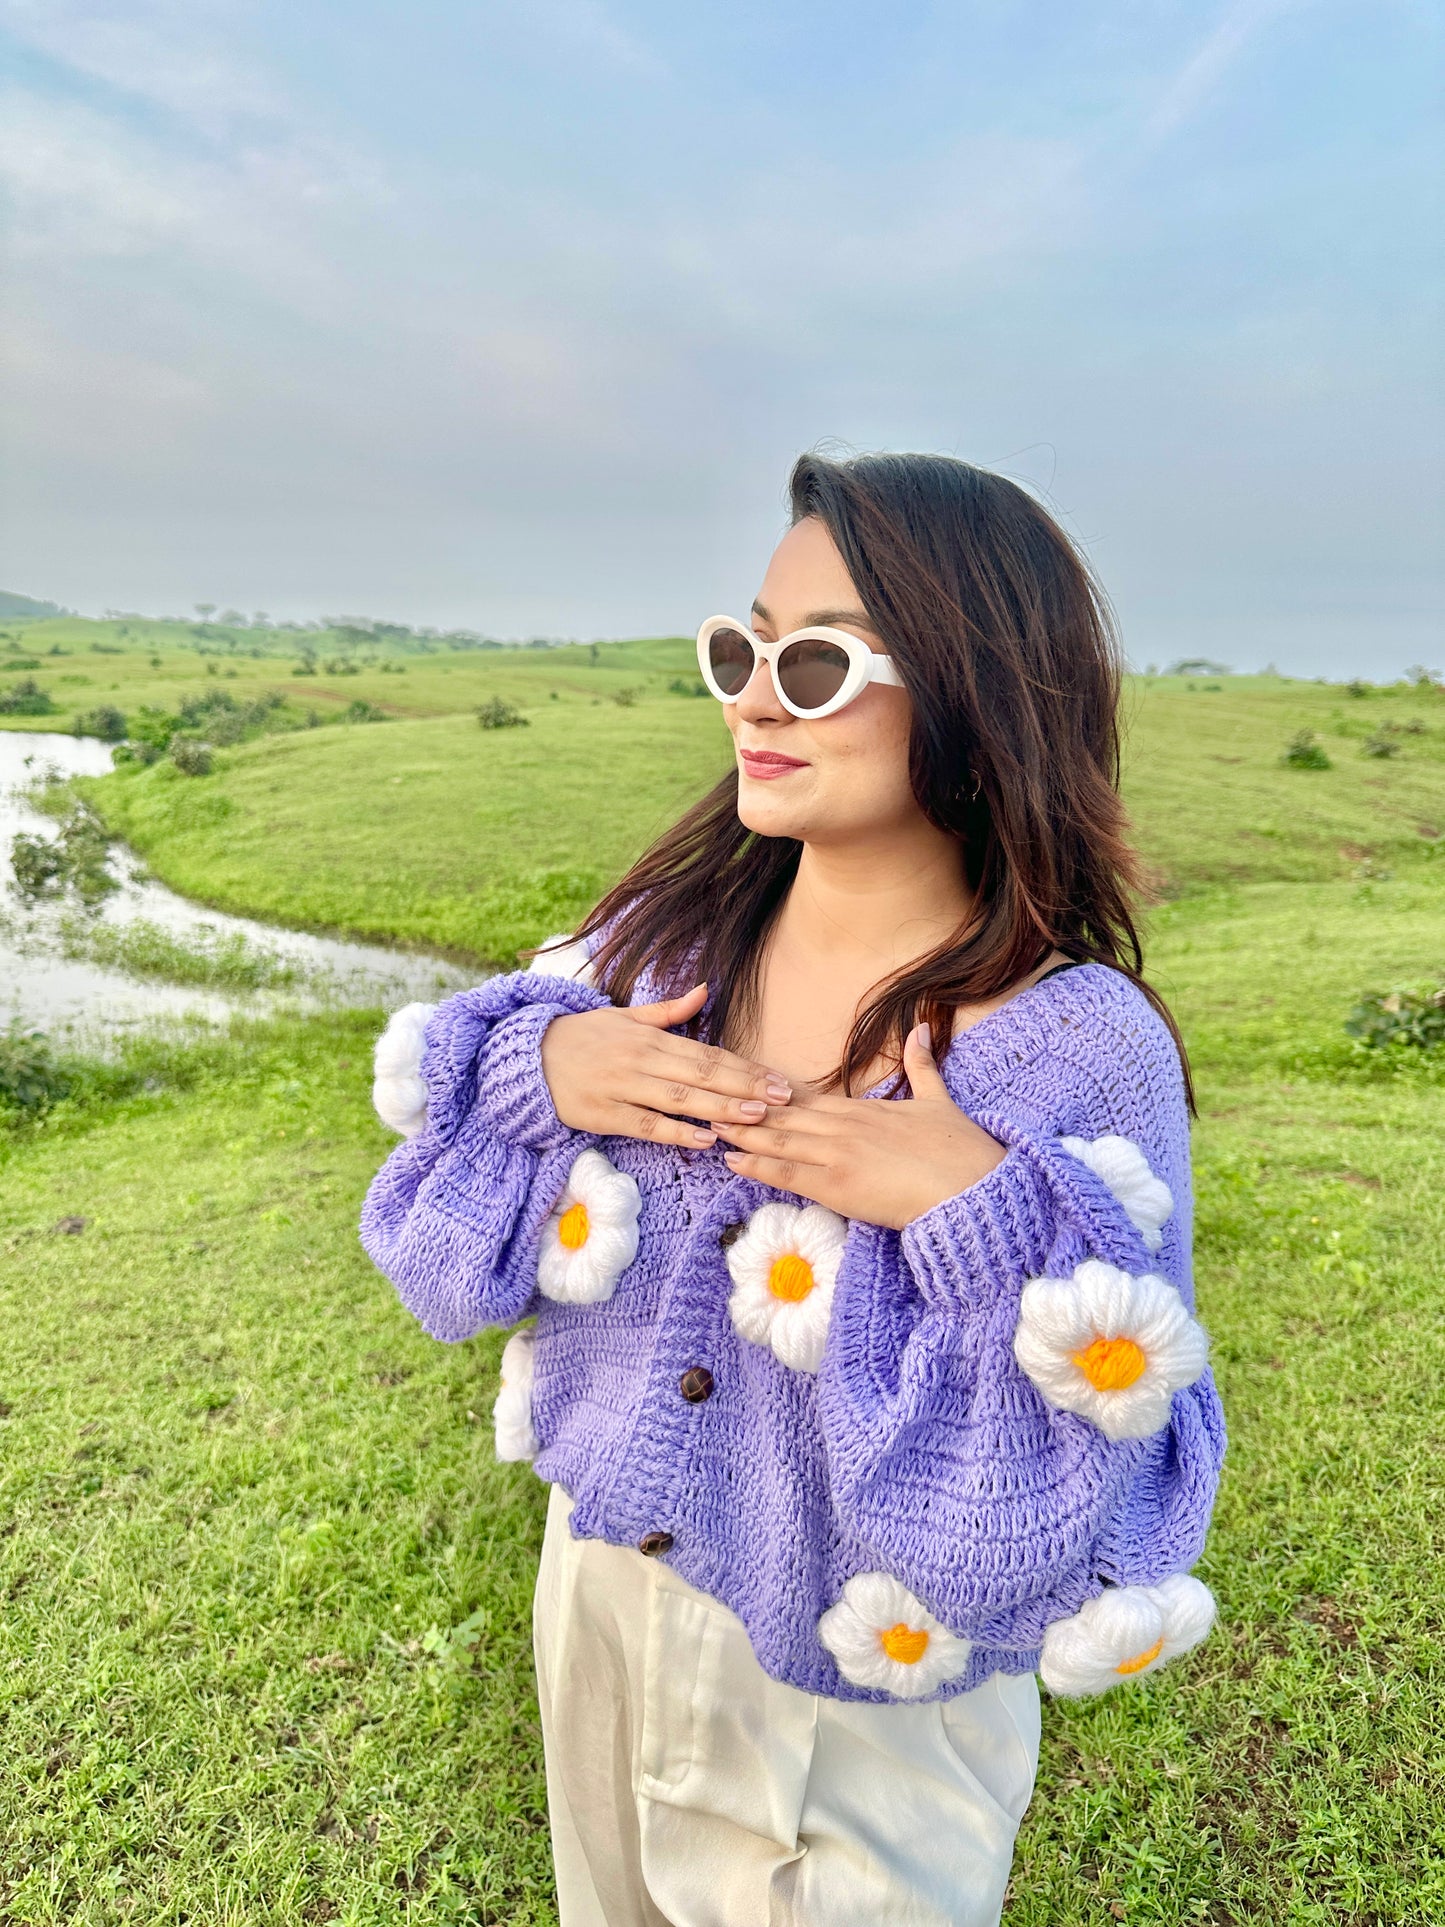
[362,451,1226,1926]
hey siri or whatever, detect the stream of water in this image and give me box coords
[0,730,475,1036]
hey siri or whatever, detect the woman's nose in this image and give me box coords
[735,654,785,723]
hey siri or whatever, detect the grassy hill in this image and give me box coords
[0,620,1442,1922]
[6,616,1433,965]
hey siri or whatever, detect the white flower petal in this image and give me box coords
[1040,1575,1216,1697]
[768,1294,834,1373]
[493,1327,539,1461]
[1061,1134,1173,1254]
[526,934,595,985]
[1151,1573,1218,1659]
[536,1149,641,1304]
[372,1002,438,1136]
[724,1201,847,1374]
[1013,1261,1209,1440]
[818,1572,972,1699]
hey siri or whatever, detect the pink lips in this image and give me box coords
[740,747,808,781]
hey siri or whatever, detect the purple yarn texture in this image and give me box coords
[360,959,1226,1704]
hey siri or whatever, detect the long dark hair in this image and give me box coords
[570,450,1192,1105]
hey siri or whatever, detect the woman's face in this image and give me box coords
[726,516,918,845]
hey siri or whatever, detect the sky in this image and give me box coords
[0,1,1441,676]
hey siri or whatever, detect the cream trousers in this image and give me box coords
[532,1483,1040,1927]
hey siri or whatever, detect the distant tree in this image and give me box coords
[218,609,245,626]
[1164,657,1232,678]
[252,611,271,629]
[195,603,216,620]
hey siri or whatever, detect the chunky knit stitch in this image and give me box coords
[360,955,1226,1705]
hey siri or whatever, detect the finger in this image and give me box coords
[609,1102,718,1150]
[903,1021,952,1103]
[643,1033,793,1105]
[629,982,709,1030]
[711,1116,834,1163]
[636,1079,790,1127]
[721,1149,825,1199]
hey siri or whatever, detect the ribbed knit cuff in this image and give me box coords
[471,1003,578,1155]
[900,1140,1056,1315]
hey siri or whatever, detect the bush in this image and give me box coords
[667,676,709,697]
[611,686,641,707]
[0,677,56,715]
[10,802,115,904]
[1361,731,1401,759]
[343,699,385,724]
[1283,729,1331,769]
[169,737,213,776]
[476,697,529,730]
[72,705,128,742]
[0,1028,70,1116]
[1346,680,1371,698]
[1345,983,1445,1051]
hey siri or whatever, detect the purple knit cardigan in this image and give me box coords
[360,958,1225,1704]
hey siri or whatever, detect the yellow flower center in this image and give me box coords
[768,1252,815,1301]
[879,1622,930,1665]
[1072,1334,1147,1391]
[1115,1635,1165,1675]
[557,1201,590,1250]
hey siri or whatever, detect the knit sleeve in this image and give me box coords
[359,968,610,1340]
[817,1010,1226,1657]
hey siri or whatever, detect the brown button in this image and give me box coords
[718,1221,745,1249]
[679,1366,714,1404]
[638,1530,674,1557]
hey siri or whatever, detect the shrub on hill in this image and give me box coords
[0,677,55,715]
[72,705,128,742]
[169,738,213,776]
[0,1027,70,1115]
[1283,728,1331,769]
[1346,983,1445,1051]
[476,697,528,729]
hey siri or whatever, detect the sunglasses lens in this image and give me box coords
[777,638,851,712]
[707,625,755,697]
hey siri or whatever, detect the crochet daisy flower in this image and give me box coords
[372,1002,438,1139]
[1060,1133,1173,1253]
[724,1201,847,1373]
[493,1327,539,1462]
[526,933,596,985]
[1040,1574,1217,1697]
[536,1148,641,1304]
[1013,1259,1209,1440]
[818,1572,973,1699]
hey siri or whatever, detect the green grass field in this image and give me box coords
[1,621,1442,1922]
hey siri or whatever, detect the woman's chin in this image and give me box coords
[736,790,809,838]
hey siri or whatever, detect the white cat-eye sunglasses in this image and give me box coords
[696,615,904,721]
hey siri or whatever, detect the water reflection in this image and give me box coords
[0,730,475,1034]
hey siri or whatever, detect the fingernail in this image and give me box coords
[739,1100,767,1120]
[765,1077,792,1101]
[915,1022,931,1049]
[692,1127,717,1146]
[722,1151,742,1167]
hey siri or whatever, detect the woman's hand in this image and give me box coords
[714,1024,1005,1230]
[541,982,794,1148]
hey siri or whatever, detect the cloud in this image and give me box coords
[0,0,284,125]
[1140,0,1303,147]
[524,0,671,81]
